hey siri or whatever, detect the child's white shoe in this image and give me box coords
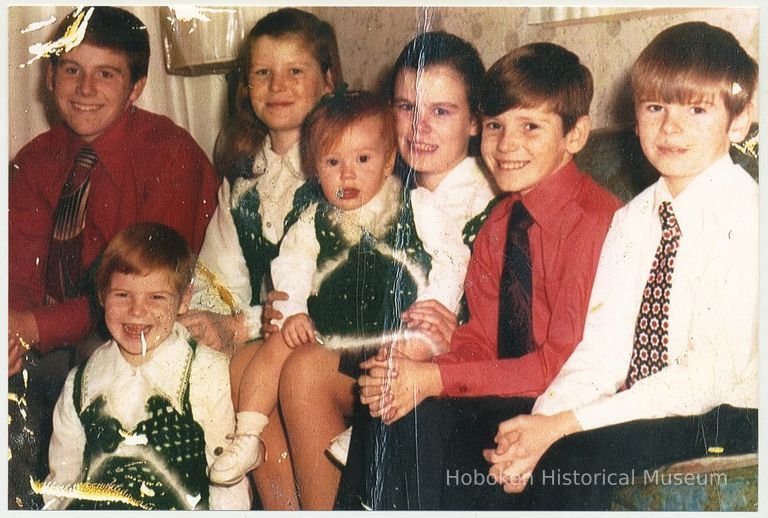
[326,426,352,466]
[210,411,268,485]
[210,433,265,485]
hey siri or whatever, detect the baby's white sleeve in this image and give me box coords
[270,205,320,326]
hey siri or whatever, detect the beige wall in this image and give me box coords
[317,6,759,130]
[7,6,759,161]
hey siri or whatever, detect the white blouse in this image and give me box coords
[413,156,497,233]
[190,138,306,339]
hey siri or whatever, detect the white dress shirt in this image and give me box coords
[46,323,250,510]
[191,138,305,338]
[271,175,470,329]
[533,154,758,431]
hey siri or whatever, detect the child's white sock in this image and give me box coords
[235,410,269,437]
[209,411,269,485]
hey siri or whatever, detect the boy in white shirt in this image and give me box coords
[482,22,758,510]
[45,223,249,510]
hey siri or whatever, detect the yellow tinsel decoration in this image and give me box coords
[195,261,238,314]
[29,477,152,510]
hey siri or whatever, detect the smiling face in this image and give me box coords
[47,42,146,142]
[392,65,478,189]
[103,269,189,365]
[481,103,589,195]
[635,91,749,197]
[248,35,333,153]
[316,115,396,211]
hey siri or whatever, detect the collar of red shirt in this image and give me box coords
[490,159,586,230]
[63,104,141,185]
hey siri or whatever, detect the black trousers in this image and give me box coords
[335,396,534,510]
[452,404,759,511]
[7,348,73,510]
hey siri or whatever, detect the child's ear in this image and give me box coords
[384,147,397,176]
[564,115,592,155]
[177,287,192,316]
[469,114,480,137]
[128,77,147,103]
[727,103,753,143]
[46,63,55,92]
[323,70,334,95]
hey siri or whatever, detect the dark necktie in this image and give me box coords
[497,200,534,359]
[626,201,682,387]
[45,146,98,304]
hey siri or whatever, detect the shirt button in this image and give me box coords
[214,447,224,456]
[458,385,468,394]
[266,221,272,228]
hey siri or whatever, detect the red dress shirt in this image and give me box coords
[9,106,219,351]
[436,160,622,397]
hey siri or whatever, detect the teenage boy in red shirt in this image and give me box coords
[8,7,217,508]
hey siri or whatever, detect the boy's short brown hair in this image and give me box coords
[481,43,593,133]
[49,6,150,84]
[301,89,396,178]
[631,22,757,122]
[96,222,195,302]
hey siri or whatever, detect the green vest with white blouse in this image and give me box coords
[68,341,209,510]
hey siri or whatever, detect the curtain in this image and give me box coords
[8,5,230,161]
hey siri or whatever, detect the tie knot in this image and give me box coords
[510,200,534,232]
[658,201,680,235]
[76,146,98,168]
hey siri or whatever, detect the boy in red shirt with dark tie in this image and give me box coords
[338,42,622,510]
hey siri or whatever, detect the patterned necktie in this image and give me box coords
[497,200,534,359]
[626,201,682,387]
[45,146,98,304]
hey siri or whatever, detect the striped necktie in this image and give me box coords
[45,146,98,304]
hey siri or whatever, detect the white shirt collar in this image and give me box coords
[652,153,735,237]
[82,323,194,417]
[430,157,484,197]
[252,135,303,181]
[329,175,403,245]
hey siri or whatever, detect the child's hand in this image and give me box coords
[361,357,442,425]
[401,300,457,356]
[393,335,439,361]
[179,310,245,355]
[483,412,580,493]
[358,346,391,411]
[281,313,316,348]
[261,290,288,339]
